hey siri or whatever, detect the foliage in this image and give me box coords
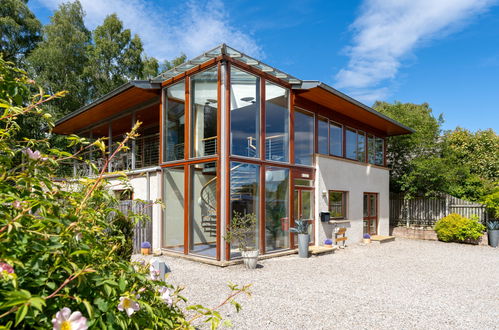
[160,54,187,73]
[225,212,257,252]
[0,0,42,65]
[0,58,250,329]
[289,220,310,235]
[486,220,499,231]
[482,190,499,219]
[434,213,485,242]
[140,241,151,249]
[109,213,134,261]
[265,202,285,245]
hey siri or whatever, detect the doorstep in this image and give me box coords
[370,235,396,243]
[309,245,338,255]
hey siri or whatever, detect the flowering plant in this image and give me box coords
[0,59,250,329]
[363,233,371,239]
[324,239,333,245]
[141,241,151,249]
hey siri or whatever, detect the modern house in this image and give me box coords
[53,44,412,263]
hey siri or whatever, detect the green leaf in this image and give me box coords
[28,297,45,311]
[82,299,93,318]
[15,304,28,326]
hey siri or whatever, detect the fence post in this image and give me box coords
[404,197,409,227]
[445,195,450,217]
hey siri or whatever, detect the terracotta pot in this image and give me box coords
[324,244,333,248]
[141,248,151,255]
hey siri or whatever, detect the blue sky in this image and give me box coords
[29,0,499,132]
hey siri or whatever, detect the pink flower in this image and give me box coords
[149,264,160,281]
[22,148,48,161]
[117,297,140,316]
[157,286,173,306]
[52,307,88,330]
[11,201,22,209]
[0,262,14,274]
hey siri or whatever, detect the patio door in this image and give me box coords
[363,193,378,235]
[293,188,315,244]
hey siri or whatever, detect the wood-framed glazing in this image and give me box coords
[328,190,348,220]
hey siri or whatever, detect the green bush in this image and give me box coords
[109,213,135,261]
[434,213,486,242]
[482,190,499,219]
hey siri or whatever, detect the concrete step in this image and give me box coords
[370,235,396,243]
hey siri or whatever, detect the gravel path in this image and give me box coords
[137,239,499,329]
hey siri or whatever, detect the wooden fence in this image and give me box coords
[390,193,489,227]
[118,200,153,253]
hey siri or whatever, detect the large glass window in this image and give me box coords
[368,135,375,164]
[164,81,185,161]
[330,122,343,157]
[229,162,259,258]
[357,131,366,162]
[375,137,384,166]
[191,67,218,158]
[265,82,289,162]
[163,167,185,252]
[318,118,328,155]
[294,109,314,166]
[329,191,347,219]
[189,162,217,258]
[230,67,260,158]
[345,128,357,160]
[265,167,289,252]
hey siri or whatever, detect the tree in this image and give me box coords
[86,14,145,99]
[27,0,91,118]
[159,54,187,73]
[373,101,444,196]
[0,0,41,65]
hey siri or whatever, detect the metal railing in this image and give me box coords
[247,134,286,160]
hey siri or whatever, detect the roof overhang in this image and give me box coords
[294,81,414,136]
[53,81,161,135]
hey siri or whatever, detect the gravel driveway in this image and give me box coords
[139,239,498,329]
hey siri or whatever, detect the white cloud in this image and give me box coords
[335,0,497,102]
[34,0,262,61]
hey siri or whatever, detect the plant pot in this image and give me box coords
[324,244,333,248]
[488,230,499,248]
[141,248,151,255]
[241,250,259,269]
[298,234,310,258]
[363,238,371,244]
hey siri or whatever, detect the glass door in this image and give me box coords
[294,188,315,244]
[363,193,378,235]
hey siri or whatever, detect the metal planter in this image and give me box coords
[298,234,310,258]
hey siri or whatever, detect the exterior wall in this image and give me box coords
[315,155,389,246]
[107,168,163,252]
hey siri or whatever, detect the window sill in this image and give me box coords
[328,220,350,224]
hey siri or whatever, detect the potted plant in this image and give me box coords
[486,220,499,248]
[225,211,258,269]
[363,233,371,244]
[324,238,333,248]
[289,219,310,258]
[141,241,151,255]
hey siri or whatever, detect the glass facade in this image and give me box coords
[318,118,328,155]
[191,67,218,158]
[368,135,375,164]
[375,137,384,165]
[164,81,185,161]
[345,128,357,160]
[294,110,314,166]
[163,167,185,252]
[330,122,343,157]
[265,167,289,252]
[265,81,289,162]
[230,68,260,158]
[357,131,366,162]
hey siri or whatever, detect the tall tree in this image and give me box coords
[86,14,145,99]
[159,54,187,73]
[0,0,41,65]
[27,0,91,118]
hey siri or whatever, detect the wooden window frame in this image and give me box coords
[328,190,347,220]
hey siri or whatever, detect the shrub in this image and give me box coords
[109,213,135,260]
[483,190,499,219]
[434,213,485,242]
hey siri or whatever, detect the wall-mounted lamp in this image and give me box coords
[322,190,328,197]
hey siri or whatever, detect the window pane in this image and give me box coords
[330,123,343,157]
[329,191,345,219]
[294,110,314,166]
[230,162,259,258]
[318,118,328,154]
[265,167,289,252]
[357,131,366,162]
[294,179,313,187]
[375,137,384,165]
[191,67,218,158]
[265,82,289,162]
[163,167,184,252]
[368,135,375,164]
[230,68,260,157]
[363,194,368,218]
[370,194,377,217]
[189,162,217,258]
[164,81,185,161]
[346,128,357,160]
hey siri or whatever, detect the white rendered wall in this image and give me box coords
[315,155,389,246]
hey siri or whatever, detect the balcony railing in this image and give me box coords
[247,134,286,160]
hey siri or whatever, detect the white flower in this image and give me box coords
[117,297,140,316]
[157,286,173,306]
[149,264,160,281]
[52,307,88,330]
[74,232,82,241]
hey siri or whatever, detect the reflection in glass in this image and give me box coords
[265,167,289,252]
[330,123,343,157]
[165,81,185,161]
[230,67,260,157]
[294,110,314,166]
[375,137,384,165]
[357,131,366,162]
[230,162,259,258]
[329,191,345,219]
[163,167,184,252]
[191,67,218,158]
[346,128,357,160]
[318,118,328,155]
[265,82,289,162]
[189,162,217,258]
[368,135,375,164]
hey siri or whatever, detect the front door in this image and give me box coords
[294,188,315,244]
[363,193,378,235]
